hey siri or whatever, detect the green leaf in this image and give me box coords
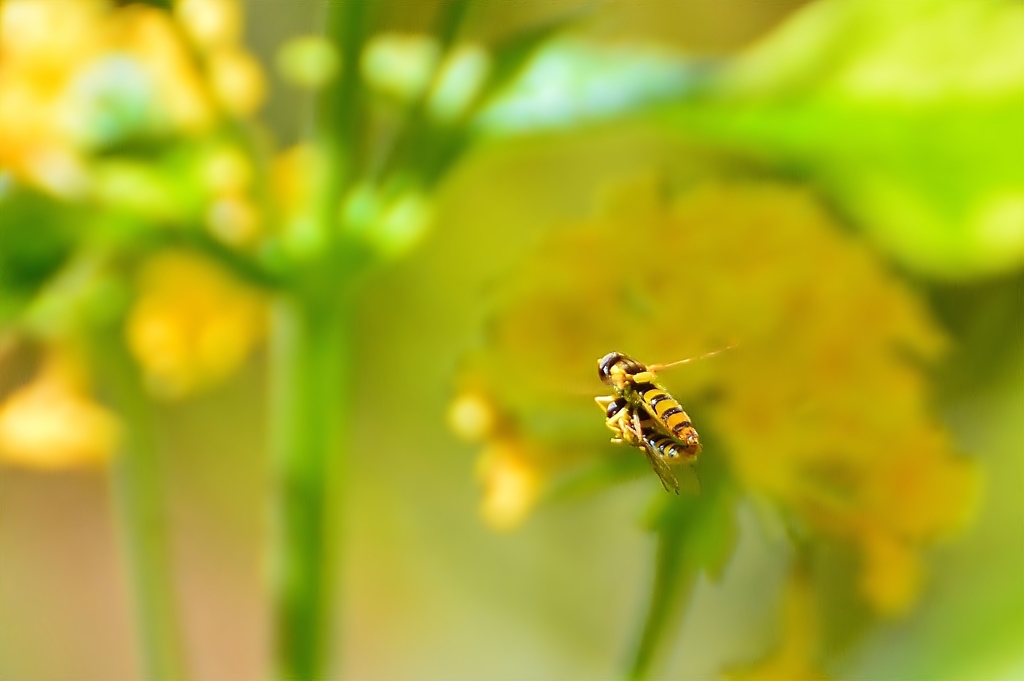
[0,184,79,324]
[475,40,703,137]
[416,8,628,184]
[646,453,738,580]
[627,452,739,679]
[660,0,1024,279]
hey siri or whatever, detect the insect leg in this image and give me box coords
[631,410,643,435]
[603,400,631,444]
[608,406,628,427]
[629,371,657,384]
[625,409,646,445]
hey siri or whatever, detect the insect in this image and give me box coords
[595,348,731,493]
[595,394,693,493]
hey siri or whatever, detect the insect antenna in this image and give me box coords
[646,344,738,374]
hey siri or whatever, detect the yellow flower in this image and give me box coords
[476,439,542,532]
[0,0,102,194]
[125,251,265,399]
[0,349,119,468]
[450,389,545,529]
[206,46,266,117]
[0,0,265,197]
[0,0,211,160]
[459,177,978,616]
[448,391,500,443]
[273,144,325,214]
[113,3,215,134]
[272,144,331,259]
[174,0,241,51]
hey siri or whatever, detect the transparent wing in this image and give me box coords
[622,407,679,494]
[639,442,680,495]
[675,462,701,496]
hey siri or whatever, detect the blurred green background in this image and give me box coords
[0,1,1021,680]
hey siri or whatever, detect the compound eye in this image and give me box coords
[597,352,622,381]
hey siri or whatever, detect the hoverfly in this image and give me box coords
[594,348,732,493]
[594,394,693,493]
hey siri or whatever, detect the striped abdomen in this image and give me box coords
[634,382,701,453]
[642,429,698,463]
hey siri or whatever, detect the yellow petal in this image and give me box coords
[125,251,265,399]
[859,531,923,617]
[0,356,119,469]
[207,46,266,117]
[477,441,541,531]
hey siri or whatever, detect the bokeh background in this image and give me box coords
[0,1,1021,680]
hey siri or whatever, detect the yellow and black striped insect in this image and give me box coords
[595,349,730,493]
[594,394,693,493]
[598,350,703,448]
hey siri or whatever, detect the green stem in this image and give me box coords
[626,456,736,680]
[625,529,695,681]
[269,294,350,681]
[318,0,368,193]
[100,336,186,681]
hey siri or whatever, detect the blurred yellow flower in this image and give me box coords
[174,0,241,51]
[476,439,542,532]
[460,177,978,615]
[206,46,266,117]
[273,144,324,213]
[0,0,203,185]
[0,0,265,197]
[272,143,332,259]
[448,391,499,443]
[115,3,214,134]
[125,251,265,399]
[0,0,99,194]
[0,350,119,468]
[450,389,545,530]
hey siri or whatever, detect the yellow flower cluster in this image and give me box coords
[126,250,265,399]
[0,349,119,468]
[0,0,264,213]
[449,392,542,531]
[175,0,264,117]
[0,0,271,462]
[460,178,978,617]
